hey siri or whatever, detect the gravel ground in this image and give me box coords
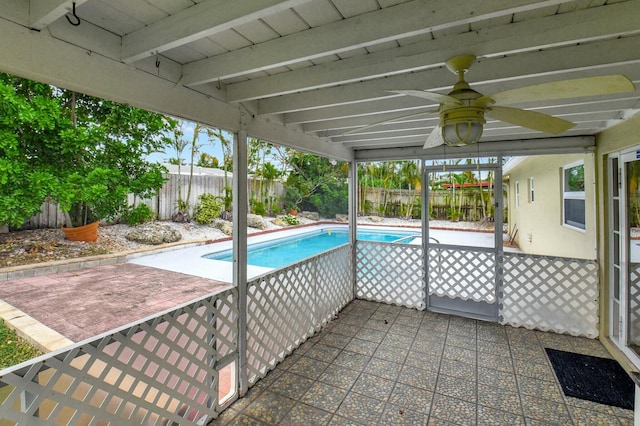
[0,216,493,269]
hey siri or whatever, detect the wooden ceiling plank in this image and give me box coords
[230,0,640,103]
[29,0,89,30]
[182,0,574,85]
[259,35,640,115]
[121,0,313,64]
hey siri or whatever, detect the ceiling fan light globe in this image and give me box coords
[440,108,485,146]
[442,122,483,146]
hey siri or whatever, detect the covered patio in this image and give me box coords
[1,1,640,424]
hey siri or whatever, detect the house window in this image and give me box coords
[529,177,535,203]
[515,181,520,208]
[563,162,585,230]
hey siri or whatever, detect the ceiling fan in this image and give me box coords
[376,55,635,149]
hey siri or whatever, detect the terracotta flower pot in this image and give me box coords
[62,221,99,242]
[289,209,298,216]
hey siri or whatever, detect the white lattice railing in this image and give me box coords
[500,252,599,338]
[246,244,352,385]
[627,263,640,345]
[429,245,496,303]
[0,288,238,426]
[356,241,425,310]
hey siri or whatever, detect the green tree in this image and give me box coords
[197,152,219,168]
[0,74,172,228]
[284,152,348,217]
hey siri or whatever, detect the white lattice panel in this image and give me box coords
[629,263,640,345]
[356,242,425,309]
[428,247,496,303]
[500,253,599,338]
[315,246,353,325]
[247,245,352,385]
[0,289,238,426]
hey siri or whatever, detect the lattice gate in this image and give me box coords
[0,289,238,425]
[428,246,496,304]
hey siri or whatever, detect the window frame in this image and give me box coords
[515,181,520,208]
[562,161,586,231]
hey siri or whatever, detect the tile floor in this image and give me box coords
[211,299,634,425]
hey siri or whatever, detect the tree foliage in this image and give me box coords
[0,73,174,228]
[283,151,348,217]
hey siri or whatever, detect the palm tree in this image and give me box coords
[400,160,421,219]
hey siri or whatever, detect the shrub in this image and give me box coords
[282,214,300,225]
[249,198,267,216]
[122,204,154,226]
[194,193,223,224]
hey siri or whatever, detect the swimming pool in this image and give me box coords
[204,228,418,268]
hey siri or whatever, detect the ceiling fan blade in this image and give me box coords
[343,109,439,135]
[486,106,575,134]
[390,90,462,105]
[424,125,444,149]
[481,75,635,106]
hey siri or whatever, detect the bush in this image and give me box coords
[194,193,223,224]
[281,214,300,225]
[122,203,154,226]
[249,198,267,216]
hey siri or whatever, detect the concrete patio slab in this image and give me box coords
[0,263,230,343]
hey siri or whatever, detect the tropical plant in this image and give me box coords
[193,193,223,224]
[121,203,155,226]
[281,214,300,225]
[283,152,348,217]
[0,74,171,228]
[197,152,219,168]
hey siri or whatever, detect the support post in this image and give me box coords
[348,160,358,297]
[233,126,248,396]
[421,159,429,311]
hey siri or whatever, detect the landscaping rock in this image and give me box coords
[213,219,234,236]
[125,223,182,245]
[335,214,348,222]
[299,211,320,221]
[247,214,266,230]
[368,215,384,223]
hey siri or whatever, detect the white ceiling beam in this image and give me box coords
[301,91,640,132]
[260,36,640,115]
[228,0,640,102]
[29,0,89,30]
[0,17,351,161]
[284,97,437,124]
[354,136,595,161]
[182,0,573,85]
[121,0,313,64]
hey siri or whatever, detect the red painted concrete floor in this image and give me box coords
[0,263,231,342]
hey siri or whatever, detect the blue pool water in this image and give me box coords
[204,229,417,268]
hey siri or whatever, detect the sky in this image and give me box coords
[146,121,228,165]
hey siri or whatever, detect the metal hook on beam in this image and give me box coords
[66,2,81,26]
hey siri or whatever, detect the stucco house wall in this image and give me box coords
[504,153,596,260]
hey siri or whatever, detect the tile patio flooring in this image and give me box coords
[212,299,634,425]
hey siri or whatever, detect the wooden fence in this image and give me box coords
[19,173,285,230]
[361,187,497,221]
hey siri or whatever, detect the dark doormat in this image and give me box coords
[545,348,634,410]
